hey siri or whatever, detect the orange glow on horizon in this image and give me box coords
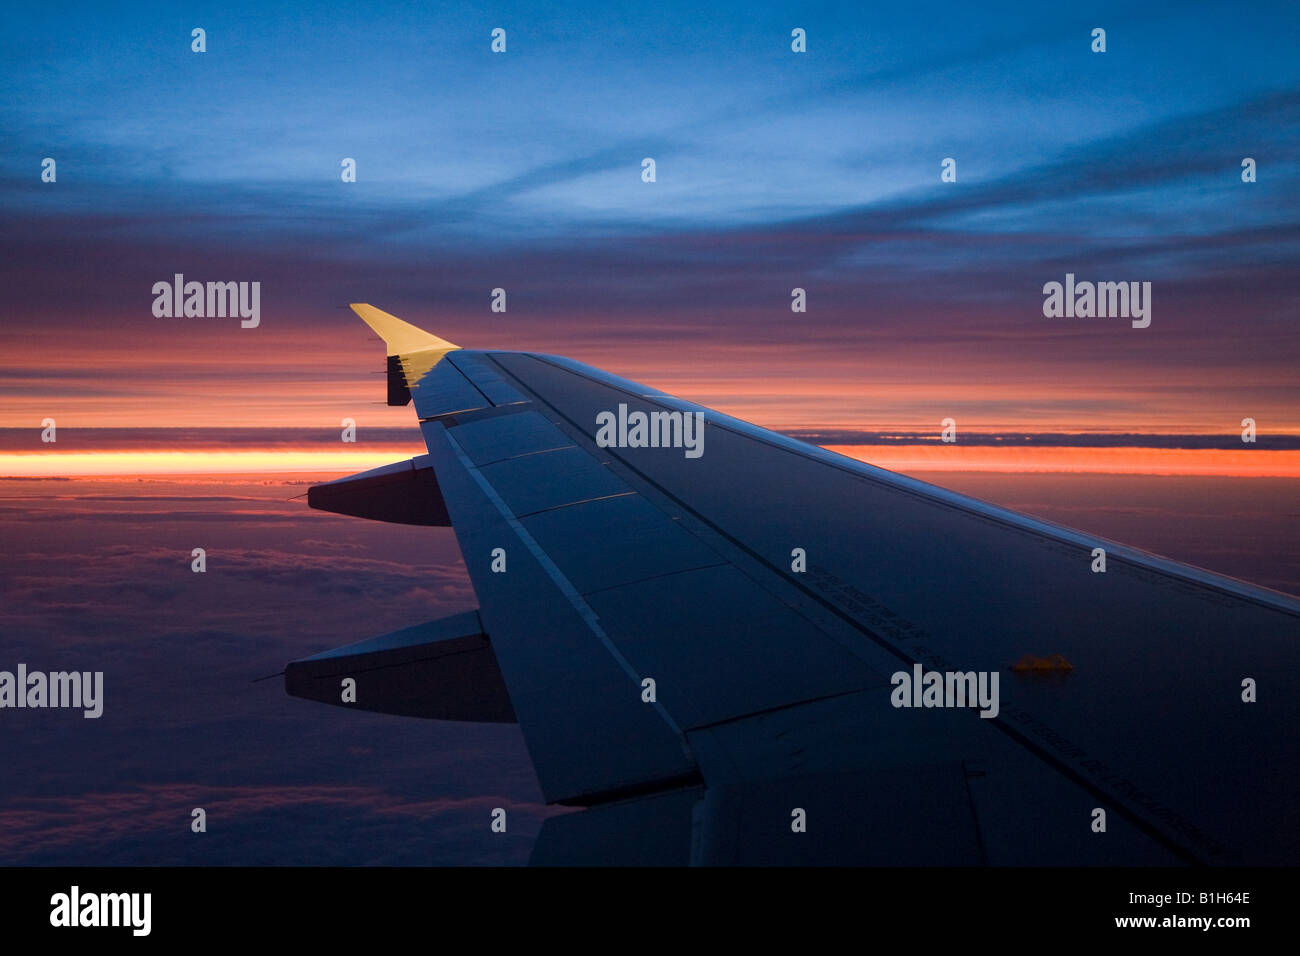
[3,323,1299,433]
[3,443,1298,478]
[828,445,1300,477]
[0,449,424,477]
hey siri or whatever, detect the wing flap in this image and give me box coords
[444,409,574,467]
[423,419,699,803]
[584,565,874,729]
[519,492,724,594]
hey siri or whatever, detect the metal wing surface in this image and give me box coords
[286,305,1300,866]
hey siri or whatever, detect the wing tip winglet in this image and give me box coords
[349,303,459,356]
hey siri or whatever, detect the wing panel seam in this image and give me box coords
[439,426,696,761]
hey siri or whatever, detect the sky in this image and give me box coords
[0,0,1297,453]
[0,1,1298,865]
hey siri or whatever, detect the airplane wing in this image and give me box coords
[286,304,1300,866]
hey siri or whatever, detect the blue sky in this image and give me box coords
[5,0,1298,239]
[1,0,1298,432]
